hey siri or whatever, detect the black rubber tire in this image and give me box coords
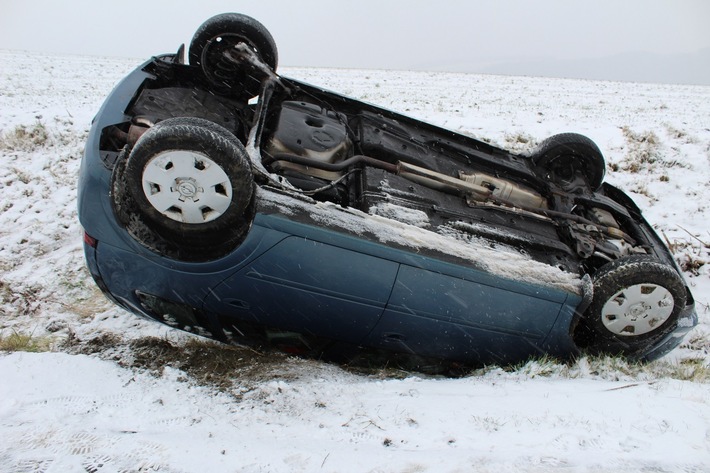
[152,116,243,146]
[189,13,277,98]
[577,255,686,356]
[532,133,606,191]
[120,118,255,257]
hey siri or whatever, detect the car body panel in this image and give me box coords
[363,264,579,364]
[204,236,399,343]
[90,200,586,363]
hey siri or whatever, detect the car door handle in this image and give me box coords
[225,299,250,310]
[382,332,407,343]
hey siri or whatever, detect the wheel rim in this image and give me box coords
[141,150,232,224]
[600,283,674,337]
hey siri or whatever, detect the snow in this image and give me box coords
[259,188,583,294]
[368,201,431,228]
[1,49,710,472]
[1,352,709,473]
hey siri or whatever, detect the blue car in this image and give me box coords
[78,13,697,369]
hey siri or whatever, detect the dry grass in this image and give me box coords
[663,230,709,276]
[472,354,710,383]
[0,330,52,352]
[0,279,43,317]
[61,330,710,390]
[0,122,50,151]
[619,126,687,173]
[502,132,537,153]
[63,334,296,392]
[63,286,112,320]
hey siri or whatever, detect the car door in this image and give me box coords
[364,264,571,364]
[203,236,399,344]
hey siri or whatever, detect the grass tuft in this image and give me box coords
[0,122,50,151]
[0,330,52,352]
[469,354,710,383]
[619,126,688,173]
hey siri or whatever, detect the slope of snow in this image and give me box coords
[1,352,708,473]
[1,49,709,472]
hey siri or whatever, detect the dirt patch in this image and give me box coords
[63,333,298,392]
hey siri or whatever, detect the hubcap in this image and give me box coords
[176,178,199,199]
[601,283,674,336]
[141,150,232,224]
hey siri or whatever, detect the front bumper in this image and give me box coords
[642,295,698,362]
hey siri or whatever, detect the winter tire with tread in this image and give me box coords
[189,13,278,99]
[579,255,687,356]
[533,133,606,191]
[115,117,255,260]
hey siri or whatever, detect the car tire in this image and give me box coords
[579,255,686,356]
[151,115,243,146]
[189,12,278,99]
[119,117,255,259]
[533,133,606,191]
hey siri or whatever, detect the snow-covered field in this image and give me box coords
[1,49,709,472]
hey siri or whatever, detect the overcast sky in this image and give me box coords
[2,0,709,84]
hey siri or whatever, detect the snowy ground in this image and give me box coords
[1,49,709,472]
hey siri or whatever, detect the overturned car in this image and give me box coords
[78,13,697,368]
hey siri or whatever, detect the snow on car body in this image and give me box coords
[78,13,697,369]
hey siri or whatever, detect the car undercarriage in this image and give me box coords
[102,48,668,278]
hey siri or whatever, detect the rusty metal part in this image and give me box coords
[127,123,152,147]
[223,43,284,86]
[267,151,636,248]
[459,170,548,209]
[269,153,398,174]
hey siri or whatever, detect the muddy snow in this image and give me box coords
[1,49,709,472]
